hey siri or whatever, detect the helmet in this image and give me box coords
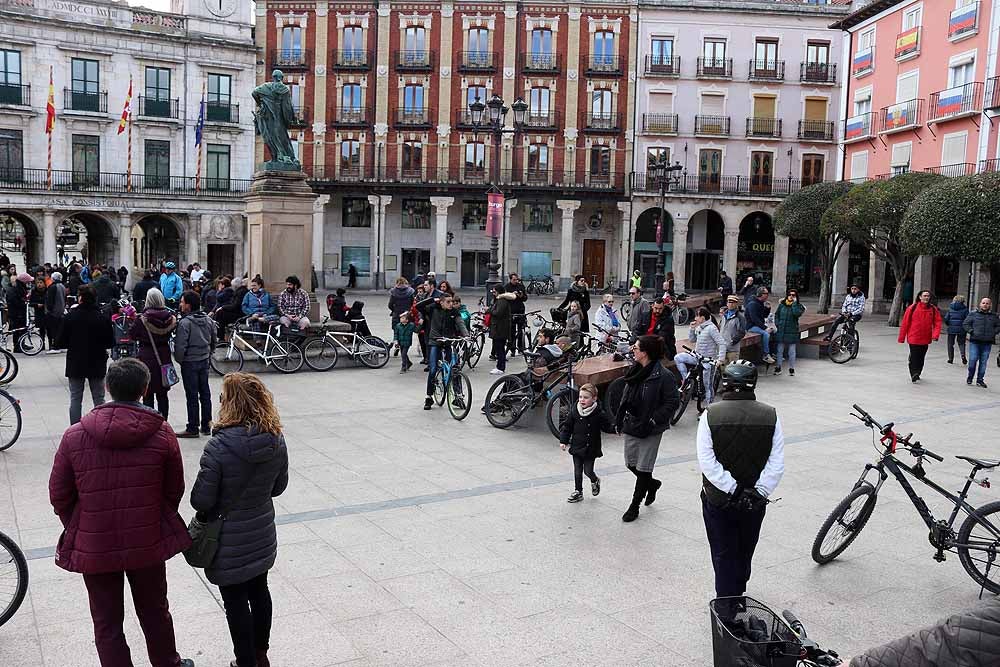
[164,261,176,269]
[720,359,757,392]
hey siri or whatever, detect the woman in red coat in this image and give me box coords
[898,289,942,382]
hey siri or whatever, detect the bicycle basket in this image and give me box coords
[709,596,801,667]
[549,308,567,325]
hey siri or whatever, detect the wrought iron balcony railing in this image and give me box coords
[631,171,802,198]
[697,57,733,79]
[458,51,497,72]
[333,50,371,70]
[270,49,312,69]
[746,117,782,138]
[800,62,836,84]
[797,120,835,141]
[928,81,983,122]
[645,55,680,76]
[0,83,29,106]
[879,98,924,133]
[694,115,730,136]
[748,60,784,81]
[0,167,249,197]
[64,88,107,113]
[585,54,623,75]
[138,96,179,119]
[641,113,678,135]
[205,102,238,124]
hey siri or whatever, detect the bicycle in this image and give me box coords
[0,529,28,627]
[464,317,487,369]
[671,346,722,424]
[210,319,305,375]
[670,294,691,326]
[483,349,578,438]
[0,388,21,452]
[811,404,1000,595]
[429,337,474,420]
[301,317,390,371]
[0,307,43,356]
[827,317,860,364]
[602,276,630,296]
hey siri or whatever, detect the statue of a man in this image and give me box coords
[252,69,299,168]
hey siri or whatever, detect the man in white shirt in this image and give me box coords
[189,263,205,284]
[697,359,784,599]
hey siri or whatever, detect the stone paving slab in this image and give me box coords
[1,313,1000,666]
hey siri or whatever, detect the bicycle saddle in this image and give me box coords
[956,455,1000,469]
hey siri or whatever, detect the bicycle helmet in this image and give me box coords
[164,261,176,269]
[720,359,758,392]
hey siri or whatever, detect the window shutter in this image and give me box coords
[805,98,827,121]
[649,92,674,113]
[701,93,725,116]
[850,151,868,180]
[752,96,776,118]
[896,74,918,102]
[941,134,967,166]
[890,142,912,168]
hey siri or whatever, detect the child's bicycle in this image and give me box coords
[710,596,841,666]
[429,337,473,421]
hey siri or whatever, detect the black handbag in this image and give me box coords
[184,468,256,568]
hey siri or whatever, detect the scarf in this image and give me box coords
[604,304,620,328]
[577,400,598,417]
[623,359,656,386]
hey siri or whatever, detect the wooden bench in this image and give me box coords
[739,313,837,360]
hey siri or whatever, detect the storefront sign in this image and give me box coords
[44,197,128,209]
[751,243,774,253]
[486,192,504,238]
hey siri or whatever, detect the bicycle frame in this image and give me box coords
[228,325,292,364]
[322,329,372,358]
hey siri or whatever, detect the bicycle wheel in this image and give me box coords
[303,337,339,371]
[446,371,473,421]
[431,368,447,406]
[0,390,21,452]
[0,349,17,385]
[670,379,692,425]
[829,332,857,364]
[467,332,485,369]
[210,342,244,375]
[850,331,861,360]
[673,306,690,327]
[358,337,390,369]
[18,331,42,356]
[484,374,530,429]
[271,341,304,374]
[957,500,1000,595]
[0,530,28,628]
[545,386,578,440]
[811,481,877,564]
[620,301,632,321]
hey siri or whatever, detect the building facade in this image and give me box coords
[260,0,637,290]
[632,0,851,296]
[0,0,255,282]
[832,0,1000,310]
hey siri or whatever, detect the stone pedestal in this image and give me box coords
[245,170,320,319]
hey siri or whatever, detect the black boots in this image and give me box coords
[622,502,640,522]
[644,479,662,506]
[623,480,647,522]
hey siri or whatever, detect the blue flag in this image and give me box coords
[194,90,205,146]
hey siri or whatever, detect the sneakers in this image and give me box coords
[181,660,196,667]
[773,366,782,375]
[423,397,433,410]
[489,368,504,375]
[592,478,601,496]
[174,429,199,438]
[567,490,583,503]
[911,374,920,383]
[788,368,795,377]
[644,479,662,506]
[764,354,776,364]
[947,359,954,364]
[968,378,974,385]
[978,380,989,389]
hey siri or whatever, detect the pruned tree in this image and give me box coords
[821,172,944,326]
[901,172,1000,309]
[773,181,854,313]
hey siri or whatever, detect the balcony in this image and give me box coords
[928,82,983,123]
[205,102,238,124]
[980,158,1000,173]
[290,106,309,127]
[986,77,1000,110]
[645,55,680,77]
[879,98,923,134]
[800,62,837,85]
[697,57,732,79]
[745,117,782,139]
[270,49,312,70]
[137,96,178,119]
[843,112,875,143]
[949,2,980,41]
[585,54,623,76]
[852,47,874,77]
[63,88,107,113]
[0,83,29,107]
[521,52,560,73]
[631,171,801,199]
[924,163,976,178]
[332,50,371,70]
[748,60,784,82]
[0,168,249,197]
[522,110,559,130]
[694,115,730,137]
[394,50,434,71]
[394,107,432,127]
[797,120,835,142]
[457,51,496,73]
[894,27,920,61]
[584,111,621,132]
[332,107,369,127]
[641,113,678,135]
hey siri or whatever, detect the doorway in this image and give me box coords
[750,151,773,194]
[401,248,430,281]
[582,239,606,288]
[207,244,235,278]
[460,250,490,287]
[801,154,824,186]
[699,149,722,193]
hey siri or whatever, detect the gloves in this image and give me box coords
[737,487,768,512]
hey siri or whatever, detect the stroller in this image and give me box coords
[110,298,139,360]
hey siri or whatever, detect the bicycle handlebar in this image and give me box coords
[852,404,944,461]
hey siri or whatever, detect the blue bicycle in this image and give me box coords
[430,337,474,421]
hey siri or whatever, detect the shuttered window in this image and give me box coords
[850,151,868,180]
[896,72,919,102]
[890,142,912,174]
[649,91,674,112]
[941,133,967,166]
[805,98,827,121]
[752,95,776,118]
[701,93,725,115]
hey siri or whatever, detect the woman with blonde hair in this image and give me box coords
[190,373,289,667]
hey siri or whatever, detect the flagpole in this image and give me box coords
[195,81,205,194]
[127,109,132,193]
[46,65,53,191]
[47,126,52,191]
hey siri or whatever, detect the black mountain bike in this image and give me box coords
[828,318,860,364]
[812,404,1000,595]
[0,529,28,627]
[671,346,721,424]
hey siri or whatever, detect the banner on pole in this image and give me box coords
[486,192,504,238]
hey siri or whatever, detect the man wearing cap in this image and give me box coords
[719,295,747,363]
[159,262,183,307]
[45,272,67,354]
[826,284,866,341]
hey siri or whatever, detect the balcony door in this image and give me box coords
[703,39,726,73]
[804,98,828,139]
[698,149,721,193]
[750,151,773,194]
[527,143,549,183]
[754,39,778,76]
[343,26,364,62]
[71,58,99,111]
[404,27,426,64]
[751,95,776,135]
[801,154,824,186]
[806,41,830,81]
[468,28,489,66]
[403,85,424,122]
[72,134,100,186]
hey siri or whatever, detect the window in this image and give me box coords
[404,26,426,54]
[462,201,486,230]
[529,87,550,115]
[591,89,613,116]
[853,89,872,116]
[342,83,362,111]
[467,85,486,108]
[340,140,360,174]
[527,143,549,178]
[700,92,725,116]
[341,247,371,276]
[281,26,303,57]
[206,144,230,190]
[0,129,23,179]
[521,251,552,277]
[903,6,922,30]
[468,27,488,54]
[290,83,302,117]
[589,146,611,181]
[896,71,919,102]
[343,26,364,58]
[402,141,422,176]
[859,29,875,52]
[801,154,824,186]
[402,198,431,229]
[403,85,424,111]
[145,67,170,101]
[948,57,975,88]
[646,147,670,170]
[0,50,21,105]
[651,38,673,65]
[523,203,554,232]
[890,142,912,175]
[71,58,100,111]
[754,39,779,71]
[752,95,776,119]
[649,91,674,113]
[531,29,553,55]
[207,73,232,121]
[594,31,615,67]
[72,134,100,185]
[703,39,726,63]
[464,142,485,173]
[342,198,372,227]
[849,151,868,180]
[144,140,170,188]
[941,132,968,169]
[806,41,829,66]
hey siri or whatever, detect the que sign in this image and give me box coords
[486,192,504,239]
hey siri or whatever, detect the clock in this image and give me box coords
[204,0,237,18]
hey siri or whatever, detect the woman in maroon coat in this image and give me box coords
[130,287,178,419]
[898,289,943,383]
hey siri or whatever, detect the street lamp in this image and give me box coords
[651,158,683,290]
[469,93,527,303]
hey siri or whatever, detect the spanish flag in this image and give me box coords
[45,66,55,134]
[117,76,132,134]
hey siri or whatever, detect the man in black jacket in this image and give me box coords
[504,273,528,355]
[697,360,784,601]
[173,291,217,438]
[963,297,1000,388]
[132,272,158,306]
[55,285,116,424]
[418,293,468,410]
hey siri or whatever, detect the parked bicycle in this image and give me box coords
[301,317,390,371]
[811,404,1000,595]
[210,319,305,375]
[524,275,556,296]
[671,346,721,424]
[0,529,27,627]
[483,348,578,438]
[429,337,474,421]
[0,307,43,356]
[0,388,22,452]
[828,318,860,364]
[602,276,630,296]
[0,349,17,385]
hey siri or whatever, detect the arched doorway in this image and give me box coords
[633,207,671,289]
[132,215,183,273]
[686,209,724,291]
[786,237,818,294]
[0,211,40,269]
[738,212,775,288]
[61,212,116,266]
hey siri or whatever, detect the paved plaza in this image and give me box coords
[1,306,999,666]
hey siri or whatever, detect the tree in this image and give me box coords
[901,172,1000,309]
[822,172,944,326]
[773,181,854,314]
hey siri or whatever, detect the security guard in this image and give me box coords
[697,359,784,598]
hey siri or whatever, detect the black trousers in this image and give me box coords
[180,360,212,433]
[46,314,63,349]
[491,337,507,371]
[701,492,765,598]
[572,455,598,492]
[947,333,967,362]
[143,387,169,420]
[219,572,272,667]
[507,315,526,355]
[908,343,929,377]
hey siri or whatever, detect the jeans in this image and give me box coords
[573,455,598,492]
[968,342,992,383]
[674,353,715,404]
[425,344,449,397]
[491,337,507,371]
[180,360,212,433]
[46,315,63,349]
[908,344,929,378]
[219,572,272,667]
[948,332,968,362]
[82,562,183,667]
[748,326,770,358]
[507,315,526,355]
[144,388,169,420]
[776,341,797,370]
[701,492,766,598]
[69,375,106,425]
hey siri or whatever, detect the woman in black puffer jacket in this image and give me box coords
[190,372,289,667]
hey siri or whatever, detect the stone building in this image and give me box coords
[0,0,255,282]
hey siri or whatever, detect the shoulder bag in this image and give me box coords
[184,466,256,568]
[143,316,179,387]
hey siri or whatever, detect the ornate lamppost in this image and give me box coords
[651,158,683,289]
